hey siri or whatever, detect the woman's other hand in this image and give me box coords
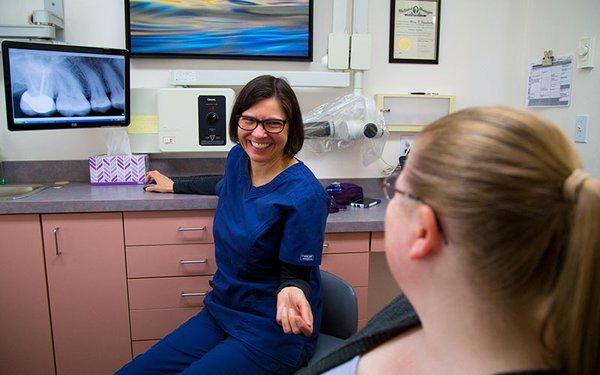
[144,170,174,193]
[276,286,313,336]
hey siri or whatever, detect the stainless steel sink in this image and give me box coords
[0,184,48,200]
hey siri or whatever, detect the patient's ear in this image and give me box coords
[408,205,441,260]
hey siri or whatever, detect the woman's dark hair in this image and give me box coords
[229,75,304,156]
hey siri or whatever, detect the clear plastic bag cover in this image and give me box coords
[303,94,388,166]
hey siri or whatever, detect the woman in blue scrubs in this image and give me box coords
[118,75,329,374]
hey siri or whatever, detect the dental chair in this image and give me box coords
[305,270,358,367]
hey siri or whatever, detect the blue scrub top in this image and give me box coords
[203,145,329,367]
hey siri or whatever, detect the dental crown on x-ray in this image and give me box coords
[11,52,124,118]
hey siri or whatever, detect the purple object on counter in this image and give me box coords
[89,154,148,185]
[326,182,364,213]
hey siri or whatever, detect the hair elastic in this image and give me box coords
[563,169,590,202]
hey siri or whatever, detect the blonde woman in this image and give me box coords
[301,107,599,375]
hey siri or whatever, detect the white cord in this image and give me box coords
[377,157,397,176]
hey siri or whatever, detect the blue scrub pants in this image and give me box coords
[116,309,298,375]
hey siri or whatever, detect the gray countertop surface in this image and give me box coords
[0,182,385,233]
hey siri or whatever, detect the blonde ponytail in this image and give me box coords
[406,107,600,374]
[549,176,600,375]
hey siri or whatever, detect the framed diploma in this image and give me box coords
[389,0,441,64]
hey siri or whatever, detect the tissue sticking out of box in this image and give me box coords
[89,128,147,185]
[105,127,132,156]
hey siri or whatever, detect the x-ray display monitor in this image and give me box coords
[2,41,130,131]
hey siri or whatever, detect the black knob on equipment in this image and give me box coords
[206,112,218,124]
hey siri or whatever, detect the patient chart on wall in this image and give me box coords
[526,56,572,107]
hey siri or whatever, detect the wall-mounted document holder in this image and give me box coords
[375,94,456,132]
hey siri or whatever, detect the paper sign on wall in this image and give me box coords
[526,56,573,107]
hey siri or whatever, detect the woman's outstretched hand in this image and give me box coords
[276,286,313,336]
[144,170,174,193]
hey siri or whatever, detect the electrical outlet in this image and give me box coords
[574,115,589,143]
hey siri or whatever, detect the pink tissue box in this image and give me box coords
[89,154,148,185]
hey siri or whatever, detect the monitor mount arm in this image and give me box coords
[0,0,64,41]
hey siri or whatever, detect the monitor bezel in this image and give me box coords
[2,40,130,131]
[124,0,314,62]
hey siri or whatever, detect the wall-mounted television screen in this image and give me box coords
[125,0,313,61]
[2,41,130,131]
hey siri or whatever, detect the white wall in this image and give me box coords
[0,0,45,25]
[518,0,600,177]
[1,0,598,178]
[362,0,527,179]
[0,0,353,166]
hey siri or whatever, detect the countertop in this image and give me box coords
[0,182,385,233]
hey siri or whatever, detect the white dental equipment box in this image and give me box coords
[157,88,235,153]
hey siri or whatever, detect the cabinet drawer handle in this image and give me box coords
[323,243,330,248]
[181,292,208,297]
[53,227,61,255]
[180,259,208,264]
[177,226,207,232]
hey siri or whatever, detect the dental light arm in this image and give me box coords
[304,120,383,141]
[302,93,388,166]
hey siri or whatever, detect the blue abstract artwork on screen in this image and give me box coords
[127,0,312,60]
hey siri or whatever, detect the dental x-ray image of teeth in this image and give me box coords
[9,49,125,119]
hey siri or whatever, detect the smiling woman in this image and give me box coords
[230,75,305,156]
[119,75,329,375]
[236,97,290,173]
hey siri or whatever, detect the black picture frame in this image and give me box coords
[124,0,313,62]
[389,0,441,64]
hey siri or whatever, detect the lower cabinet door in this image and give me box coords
[42,213,132,375]
[0,215,55,375]
[321,252,369,287]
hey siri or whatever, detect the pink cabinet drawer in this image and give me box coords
[322,232,370,254]
[321,253,369,287]
[124,211,214,246]
[355,286,368,321]
[371,232,385,252]
[130,308,200,341]
[126,244,216,278]
[129,276,212,310]
[132,340,159,358]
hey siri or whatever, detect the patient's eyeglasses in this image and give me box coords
[382,149,448,245]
